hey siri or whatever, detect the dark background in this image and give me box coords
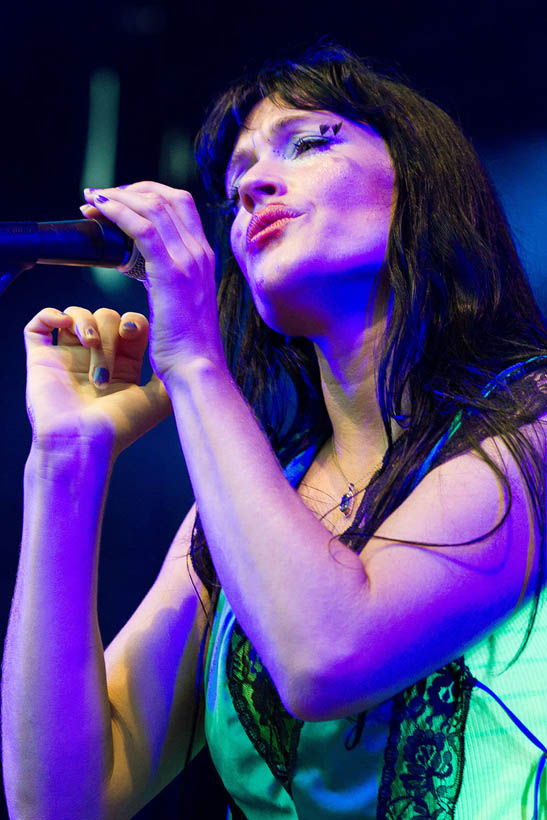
[1,1,546,817]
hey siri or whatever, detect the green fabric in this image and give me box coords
[204,588,299,819]
[203,440,386,819]
[204,587,388,820]
[456,594,547,819]
[203,359,547,818]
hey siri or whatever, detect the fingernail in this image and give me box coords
[95,194,109,203]
[118,184,129,189]
[86,327,96,338]
[122,320,137,330]
[80,203,93,211]
[93,366,109,386]
[83,188,96,195]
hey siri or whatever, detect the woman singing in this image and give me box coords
[3,43,547,819]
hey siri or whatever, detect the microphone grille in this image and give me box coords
[117,243,147,281]
[123,250,147,281]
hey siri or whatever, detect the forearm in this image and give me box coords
[2,440,114,820]
[166,360,368,710]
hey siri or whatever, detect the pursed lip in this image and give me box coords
[246,204,303,247]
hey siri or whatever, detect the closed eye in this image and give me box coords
[292,136,332,157]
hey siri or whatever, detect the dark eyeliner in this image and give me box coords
[293,122,343,156]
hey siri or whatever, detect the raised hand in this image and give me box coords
[24,306,171,457]
[81,182,226,385]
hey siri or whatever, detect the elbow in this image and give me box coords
[278,656,371,723]
[281,677,333,722]
[278,640,382,722]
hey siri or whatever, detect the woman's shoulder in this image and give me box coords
[437,363,547,468]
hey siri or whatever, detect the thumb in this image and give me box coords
[140,373,172,423]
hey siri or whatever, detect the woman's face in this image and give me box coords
[226,97,396,338]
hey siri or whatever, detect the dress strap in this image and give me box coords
[410,354,547,492]
[473,679,547,820]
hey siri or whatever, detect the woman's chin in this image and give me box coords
[254,295,326,338]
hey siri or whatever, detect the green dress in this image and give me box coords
[203,360,547,819]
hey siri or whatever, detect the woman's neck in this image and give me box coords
[313,315,396,478]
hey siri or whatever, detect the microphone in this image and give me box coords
[0,219,146,280]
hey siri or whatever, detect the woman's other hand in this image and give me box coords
[24,306,171,458]
[82,182,225,385]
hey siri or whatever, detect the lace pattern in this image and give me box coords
[377,659,475,819]
[227,619,303,794]
[220,360,547,813]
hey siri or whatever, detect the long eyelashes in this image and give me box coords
[293,135,331,156]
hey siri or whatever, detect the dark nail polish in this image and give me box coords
[96,194,109,203]
[93,366,109,385]
[123,321,137,330]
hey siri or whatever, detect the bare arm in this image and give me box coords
[104,501,209,818]
[1,307,208,820]
[2,439,116,820]
[166,363,543,720]
[83,182,545,725]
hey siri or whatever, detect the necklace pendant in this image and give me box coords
[339,483,356,517]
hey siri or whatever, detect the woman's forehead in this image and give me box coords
[226,101,324,182]
[229,100,328,160]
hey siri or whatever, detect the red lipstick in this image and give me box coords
[246,204,302,247]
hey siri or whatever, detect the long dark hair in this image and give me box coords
[190,43,547,656]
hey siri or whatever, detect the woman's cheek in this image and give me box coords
[229,224,248,276]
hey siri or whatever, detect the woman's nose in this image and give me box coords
[238,167,287,213]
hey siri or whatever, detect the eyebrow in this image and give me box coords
[225,113,333,188]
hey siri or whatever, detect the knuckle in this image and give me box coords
[137,220,159,243]
[94,307,121,322]
[177,189,193,205]
[144,194,165,215]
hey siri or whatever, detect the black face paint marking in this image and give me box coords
[319,122,343,136]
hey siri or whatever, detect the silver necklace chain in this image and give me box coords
[330,437,367,518]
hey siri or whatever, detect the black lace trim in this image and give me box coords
[226,619,303,794]
[377,658,475,819]
[222,362,547,812]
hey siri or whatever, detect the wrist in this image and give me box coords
[27,432,115,484]
[161,354,233,396]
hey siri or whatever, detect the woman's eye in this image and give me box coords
[292,136,331,157]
